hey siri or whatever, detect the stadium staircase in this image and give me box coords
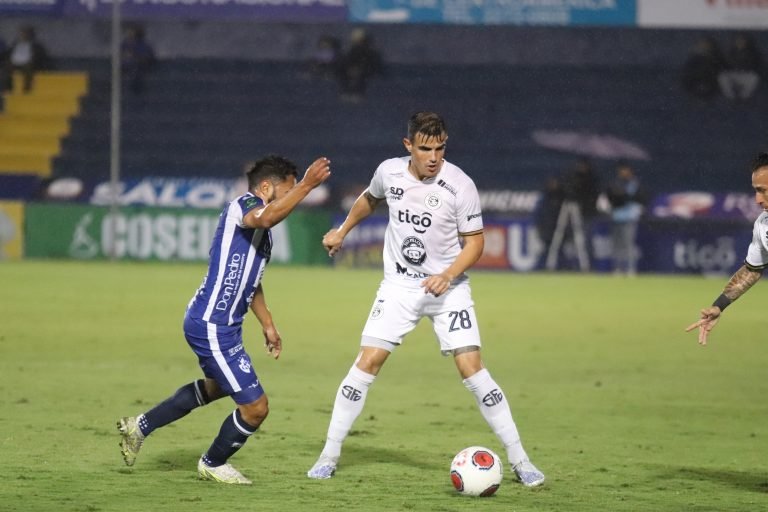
[0,71,88,179]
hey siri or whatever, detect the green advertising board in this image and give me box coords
[24,203,331,264]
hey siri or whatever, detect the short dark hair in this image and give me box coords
[407,112,447,141]
[245,155,298,190]
[750,152,768,173]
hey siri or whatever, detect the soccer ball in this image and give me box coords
[450,446,503,497]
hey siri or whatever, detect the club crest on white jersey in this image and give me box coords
[424,192,442,210]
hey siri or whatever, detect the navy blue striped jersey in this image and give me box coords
[186,193,272,332]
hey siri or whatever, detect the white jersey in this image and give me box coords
[368,157,483,288]
[745,211,768,270]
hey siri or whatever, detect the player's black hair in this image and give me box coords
[407,111,447,141]
[750,152,768,173]
[245,155,298,190]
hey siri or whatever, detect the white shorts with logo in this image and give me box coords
[361,280,481,354]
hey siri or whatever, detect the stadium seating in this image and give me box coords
[50,57,767,193]
[0,71,88,178]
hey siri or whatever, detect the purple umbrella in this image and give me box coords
[532,130,651,161]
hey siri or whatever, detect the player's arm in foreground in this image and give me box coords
[421,231,484,297]
[250,283,282,359]
[685,264,763,345]
[245,157,331,229]
[323,189,384,256]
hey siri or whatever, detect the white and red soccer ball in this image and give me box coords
[450,446,503,497]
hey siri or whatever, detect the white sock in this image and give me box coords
[321,365,376,460]
[463,368,529,465]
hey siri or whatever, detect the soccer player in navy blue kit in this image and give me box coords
[117,155,331,484]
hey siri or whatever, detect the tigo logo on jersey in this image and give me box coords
[397,209,432,234]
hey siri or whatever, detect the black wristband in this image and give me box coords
[712,293,732,311]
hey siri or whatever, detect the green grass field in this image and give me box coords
[1,261,767,512]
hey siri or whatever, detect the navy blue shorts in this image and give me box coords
[184,316,265,405]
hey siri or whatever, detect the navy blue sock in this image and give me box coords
[139,380,209,436]
[202,409,258,467]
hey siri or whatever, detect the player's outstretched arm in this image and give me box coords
[685,264,762,346]
[250,284,282,359]
[323,189,383,257]
[247,157,331,229]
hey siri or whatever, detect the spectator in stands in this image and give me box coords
[681,36,727,100]
[606,161,646,277]
[563,157,600,223]
[121,25,156,95]
[3,25,51,93]
[306,34,342,81]
[562,157,601,267]
[534,176,564,266]
[543,158,600,271]
[718,33,764,102]
[336,28,383,103]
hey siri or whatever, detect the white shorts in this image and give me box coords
[360,280,481,355]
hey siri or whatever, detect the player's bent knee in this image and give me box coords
[453,347,483,379]
[355,345,392,376]
[238,395,269,426]
[203,378,227,402]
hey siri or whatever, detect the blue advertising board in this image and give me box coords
[1,0,347,20]
[349,0,636,25]
[334,215,751,275]
[0,0,61,15]
[639,219,749,276]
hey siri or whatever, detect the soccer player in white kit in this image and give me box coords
[307,112,545,487]
[686,152,768,345]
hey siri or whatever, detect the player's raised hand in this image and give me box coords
[301,157,331,188]
[263,325,282,359]
[685,306,722,346]
[323,228,345,257]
